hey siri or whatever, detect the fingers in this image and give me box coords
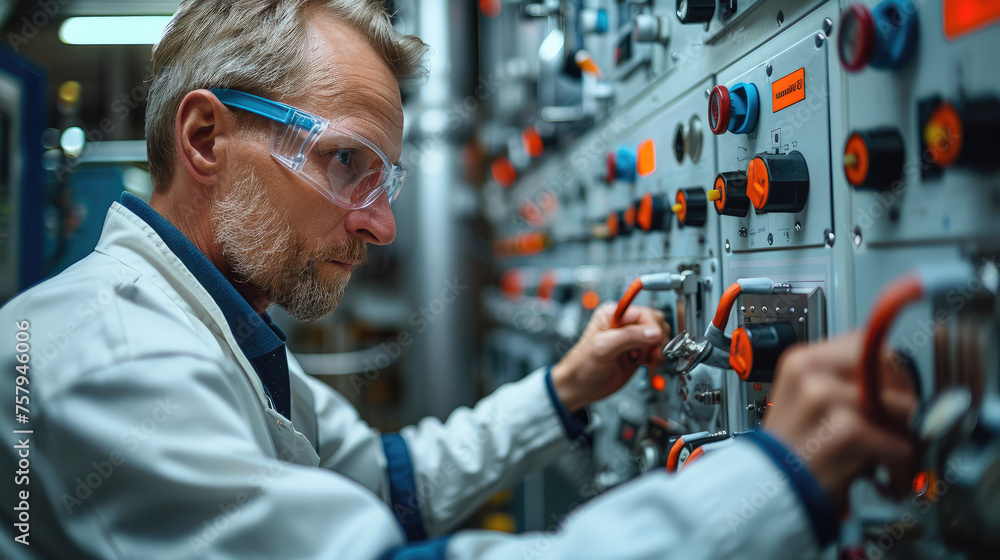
[775,332,864,385]
[591,324,663,360]
[617,305,665,326]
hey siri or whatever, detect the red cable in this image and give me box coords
[858,275,924,422]
[612,278,644,328]
[712,282,744,329]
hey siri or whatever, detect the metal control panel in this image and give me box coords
[478,1,1000,557]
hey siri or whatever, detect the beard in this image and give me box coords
[213,170,366,322]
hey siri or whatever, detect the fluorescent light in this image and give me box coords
[59,16,172,45]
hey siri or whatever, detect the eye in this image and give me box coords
[333,149,354,168]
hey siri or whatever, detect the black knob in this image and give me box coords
[676,0,715,24]
[729,322,798,383]
[746,151,810,214]
[709,172,751,217]
[638,193,672,232]
[672,188,708,228]
[843,128,905,190]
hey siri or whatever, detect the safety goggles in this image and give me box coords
[211,89,406,210]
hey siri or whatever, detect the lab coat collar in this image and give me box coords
[119,192,285,359]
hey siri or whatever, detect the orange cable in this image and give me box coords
[612,278,644,329]
[665,437,686,473]
[712,282,744,329]
[681,446,706,470]
[858,275,924,422]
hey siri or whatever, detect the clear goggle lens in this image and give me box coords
[269,112,404,210]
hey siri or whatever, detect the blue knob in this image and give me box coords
[839,1,918,72]
[729,82,759,135]
[616,147,638,182]
[870,0,918,71]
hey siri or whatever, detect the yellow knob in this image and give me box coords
[707,190,722,202]
[671,203,683,214]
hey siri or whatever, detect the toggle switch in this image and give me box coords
[746,151,809,214]
[729,322,797,383]
[708,172,751,217]
[843,128,905,189]
[839,0,918,73]
[671,188,708,227]
[709,82,759,135]
[638,193,672,232]
[580,8,609,34]
[676,0,715,24]
[634,14,671,44]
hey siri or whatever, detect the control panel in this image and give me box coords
[477,1,1000,557]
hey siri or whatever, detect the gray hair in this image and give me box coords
[145,0,427,190]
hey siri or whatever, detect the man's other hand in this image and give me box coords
[550,303,671,413]
[764,332,919,512]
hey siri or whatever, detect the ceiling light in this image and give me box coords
[59,16,172,45]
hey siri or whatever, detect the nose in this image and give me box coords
[344,191,396,245]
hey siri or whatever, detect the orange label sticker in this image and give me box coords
[772,68,805,113]
[944,0,1000,39]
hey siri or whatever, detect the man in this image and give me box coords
[0,1,915,558]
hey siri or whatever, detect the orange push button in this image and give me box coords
[746,151,809,214]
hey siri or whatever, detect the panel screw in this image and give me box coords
[815,32,826,48]
[765,63,773,77]
[824,229,835,246]
[767,233,774,246]
[794,221,802,232]
[823,18,834,36]
[853,227,863,246]
[725,240,731,253]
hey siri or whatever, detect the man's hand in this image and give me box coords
[550,303,671,413]
[763,332,919,512]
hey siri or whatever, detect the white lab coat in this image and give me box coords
[0,201,823,559]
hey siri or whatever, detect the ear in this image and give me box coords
[174,89,236,186]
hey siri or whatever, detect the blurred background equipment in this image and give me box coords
[2,0,999,554]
